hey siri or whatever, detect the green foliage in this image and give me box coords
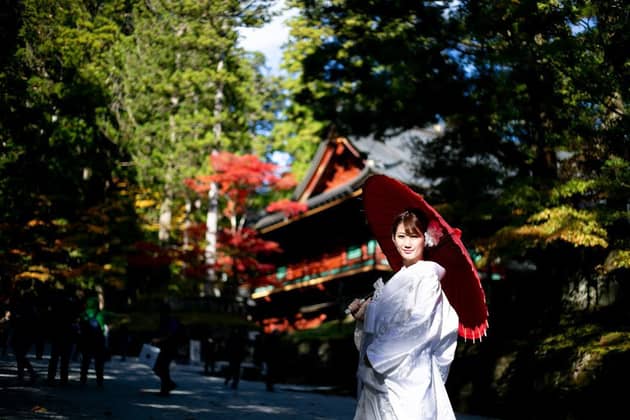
[286,319,355,342]
[284,0,462,137]
[551,179,599,202]
[269,99,326,180]
[0,0,140,295]
[493,205,609,256]
[2,0,628,310]
[279,0,629,288]
[105,0,282,243]
[538,323,603,355]
[110,309,255,333]
[598,249,630,274]
[0,0,127,225]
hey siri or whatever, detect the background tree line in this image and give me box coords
[0,0,627,312]
[0,0,292,303]
[0,0,628,417]
[275,1,629,417]
[280,0,628,323]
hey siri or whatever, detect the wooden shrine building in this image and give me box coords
[252,128,441,333]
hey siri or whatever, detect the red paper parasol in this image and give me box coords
[362,174,488,340]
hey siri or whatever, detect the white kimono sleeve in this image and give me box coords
[365,264,454,377]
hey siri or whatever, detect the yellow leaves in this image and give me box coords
[27,219,46,227]
[597,250,630,275]
[135,199,156,208]
[552,230,608,248]
[526,206,608,247]
[31,406,48,413]
[87,224,107,234]
[9,248,28,256]
[105,276,125,290]
[512,208,526,216]
[52,218,69,226]
[16,266,52,282]
[551,179,597,202]
[144,222,160,233]
[493,206,608,252]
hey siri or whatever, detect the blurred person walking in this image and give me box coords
[152,302,184,396]
[254,331,282,392]
[79,295,107,387]
[202,330,218,375]
[10,285,39,382]
[223,327,247,390]
[46,287,81,386]
[33,282,48,360]
[0,304,10,358]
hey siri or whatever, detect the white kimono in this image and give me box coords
[353,261,459,420]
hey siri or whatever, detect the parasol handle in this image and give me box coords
[344,291,374,315]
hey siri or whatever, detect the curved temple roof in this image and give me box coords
[256,127,441,232]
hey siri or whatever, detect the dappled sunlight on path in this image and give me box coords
[0,352,498,419]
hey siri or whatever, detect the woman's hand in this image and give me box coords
[347,297,371,321]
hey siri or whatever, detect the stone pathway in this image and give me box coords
[0,353,497,419]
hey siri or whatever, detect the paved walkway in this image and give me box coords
[0,353,495,419]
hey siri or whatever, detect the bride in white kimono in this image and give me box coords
[347,210,459,420]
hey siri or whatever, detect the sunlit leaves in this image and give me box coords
[551,179,598,202]
[600,156,630,190]
[498,181,547,216]
[15,265,52,282]
[494,205,608,253]
[597,249,630,274]
[530,206,608,247]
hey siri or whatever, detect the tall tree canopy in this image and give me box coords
[106,0,281,242]
[280,0,629,299]
[435,0,629,276]
[1,0,127,222]
[283,0,465,137]
[0,0,140,292]
[0,0,286,300]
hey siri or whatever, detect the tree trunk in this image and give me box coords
[204,182,218,296]
[159,193,172,242]
[204,55,224,296]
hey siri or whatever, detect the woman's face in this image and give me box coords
[393,222,424,266]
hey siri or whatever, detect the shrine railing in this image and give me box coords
[251,239,390,299]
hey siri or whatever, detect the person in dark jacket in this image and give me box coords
[46,287,81,386]
[223,327,247,390]
[262,331,282,391]
[79,295,107,387]
[10,288,38,382]
[202,331,218,375]
[1,303,11,358]
[152,302,183,396]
